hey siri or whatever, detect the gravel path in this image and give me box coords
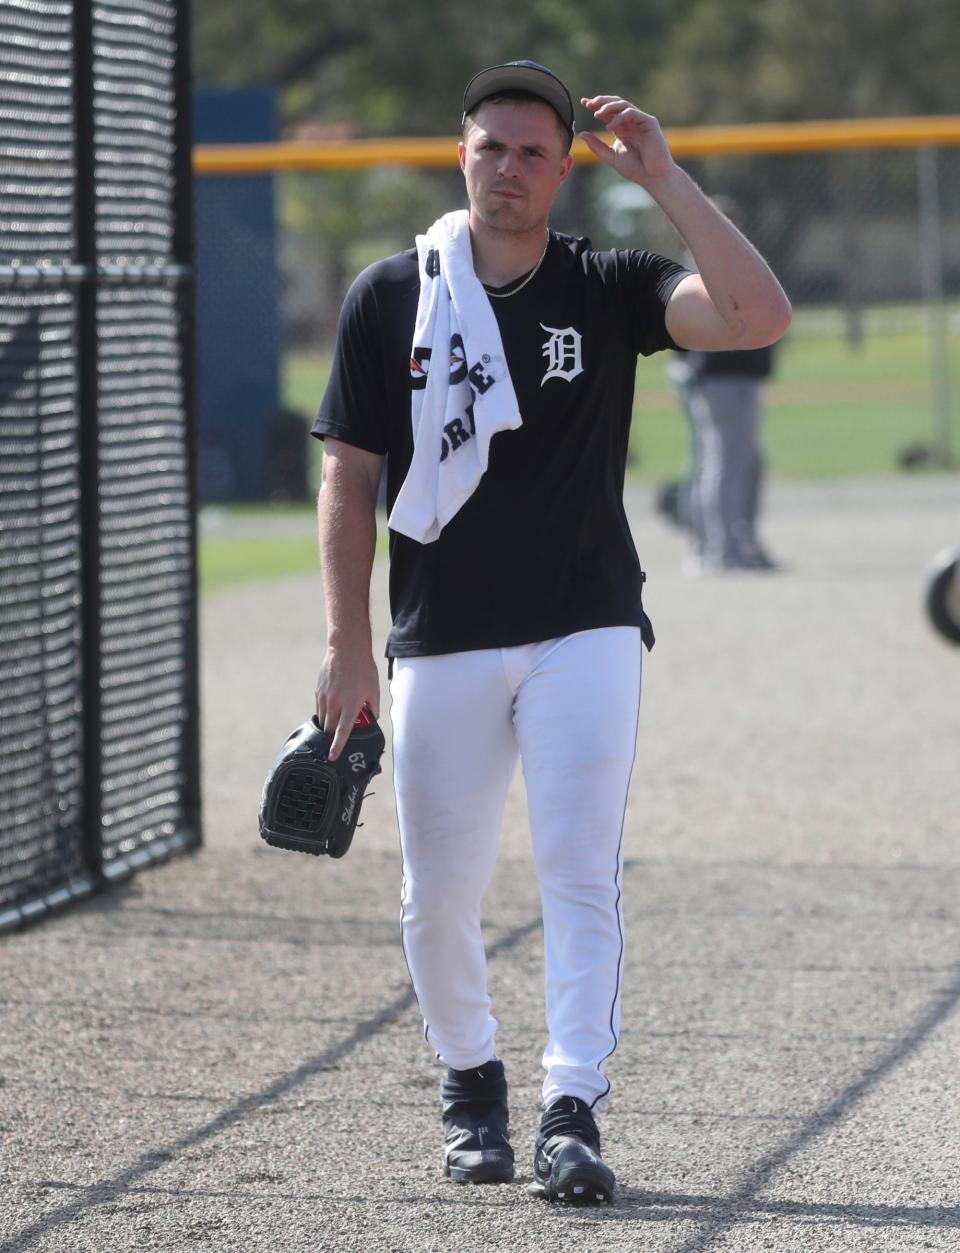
[2,476,959,1252]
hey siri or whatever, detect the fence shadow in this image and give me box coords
[3,917,542,1252]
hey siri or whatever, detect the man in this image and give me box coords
[676,340,779,572]
[312,61,790,1203]
[667,197,781,572]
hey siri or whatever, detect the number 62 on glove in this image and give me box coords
[259,708,385,857]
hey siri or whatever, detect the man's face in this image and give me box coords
[458,100,573,236]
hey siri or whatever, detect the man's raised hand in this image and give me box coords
[579,96,676,185]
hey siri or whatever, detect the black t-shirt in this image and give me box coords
[312,231,688,659]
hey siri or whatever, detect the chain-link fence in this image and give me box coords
[0,0,201,932]
[194,123,960,489]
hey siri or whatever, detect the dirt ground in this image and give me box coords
[2,476,959,1252]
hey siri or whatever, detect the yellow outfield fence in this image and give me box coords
[193,115,960,175]
[191,113,960,480]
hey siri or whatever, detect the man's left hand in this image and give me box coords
[579,96,675,185]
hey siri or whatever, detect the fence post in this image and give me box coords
[72,0,105,883]
[916,145,953,466]
[173,0,203,846]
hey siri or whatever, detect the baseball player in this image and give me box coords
[312,61,790,1202]
[677,341,779,571]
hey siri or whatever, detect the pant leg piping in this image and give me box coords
[591,665,643,1104]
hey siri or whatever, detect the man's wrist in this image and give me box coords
[326,627,373,654]
[634,160,688,202]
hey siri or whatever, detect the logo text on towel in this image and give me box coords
[410,333,497,463]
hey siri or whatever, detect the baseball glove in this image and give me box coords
[259,708,385,857]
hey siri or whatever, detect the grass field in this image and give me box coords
[199,531,320,596]
[284,308,960,483]
[202,310,958,596]
[198,506,388,596]
[632,319,960,479]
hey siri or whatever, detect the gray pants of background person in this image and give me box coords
[687,375,763,566]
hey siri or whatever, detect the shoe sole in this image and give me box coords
[531,1162,614,1204]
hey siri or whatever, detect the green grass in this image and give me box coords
[283,352,332,490]
[199,316,956,597]
[285,310,960,484]
[199,532,321,596]
[198,504,390,597]
[632,318,960,480]
[283,354,333,418]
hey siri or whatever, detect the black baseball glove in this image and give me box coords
[259,708,385,857]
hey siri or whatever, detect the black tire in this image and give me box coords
[925,550,960,645]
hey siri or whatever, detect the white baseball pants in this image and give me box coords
[389,626,643,1111]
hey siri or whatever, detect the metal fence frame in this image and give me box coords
[0,0,201,934]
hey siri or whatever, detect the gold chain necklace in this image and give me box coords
[484,235,549,299]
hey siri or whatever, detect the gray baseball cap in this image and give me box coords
[462,60,575,136]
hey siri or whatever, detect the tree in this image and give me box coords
[191,0,690,133]
[647,0,960,124]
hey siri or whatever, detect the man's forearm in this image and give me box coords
[318,467,376,651]
[578,97,790,349]
[647,164,791,341]
[315,444,383,755]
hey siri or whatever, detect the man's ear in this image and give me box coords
[458,142,467,172]
[558,152,574,184]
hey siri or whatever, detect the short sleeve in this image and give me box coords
[597,249,691,358]
[311,270,391,455]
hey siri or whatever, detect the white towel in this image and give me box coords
[387,210,521,544]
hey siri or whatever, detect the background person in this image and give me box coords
[671,340,780,571]
[664,196,782,571]
[312,60,790,1203]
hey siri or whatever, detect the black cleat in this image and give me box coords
[441,1059,514,1184]
[530,1096,615,1204]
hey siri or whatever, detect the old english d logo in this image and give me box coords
[540,324,583,385]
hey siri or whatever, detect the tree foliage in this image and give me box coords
[649,0,960,124]
[191,0,960,340]
[192,0,959,134]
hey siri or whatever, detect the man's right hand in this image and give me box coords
[315,646,381,761]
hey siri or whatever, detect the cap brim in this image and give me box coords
[462,63,574,133]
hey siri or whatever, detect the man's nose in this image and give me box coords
[496,149,522,178]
